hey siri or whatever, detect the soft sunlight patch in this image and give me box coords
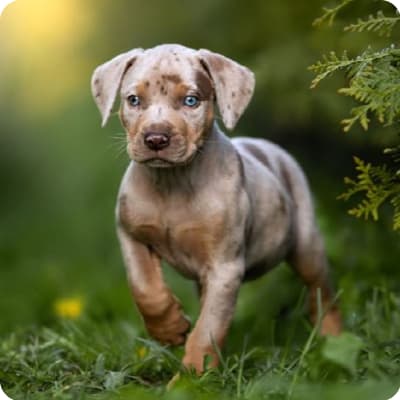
[0,0,94,117]
[0,0,15,16]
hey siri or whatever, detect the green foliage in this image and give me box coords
[339,156,400,230]
[344,11,400,37]
[310,46,400,132]
[310,0,400,230]
[320,332,364,375]
[312,0,354,28]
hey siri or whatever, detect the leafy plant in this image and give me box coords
[310,0,400,230]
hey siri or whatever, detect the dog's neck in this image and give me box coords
[136,123,236,195]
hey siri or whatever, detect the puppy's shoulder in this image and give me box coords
[115,162,154,226]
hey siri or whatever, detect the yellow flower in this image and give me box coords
[137,346,148,359]
[54,297,84,319]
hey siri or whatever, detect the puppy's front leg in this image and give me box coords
[183,259,244,373]
[117,227,191,345]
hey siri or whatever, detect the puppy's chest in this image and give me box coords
[128,202,225,279]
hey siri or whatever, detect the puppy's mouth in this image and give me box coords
[142,157,176,168]
[140,151,198,168]
[129,143,199,168]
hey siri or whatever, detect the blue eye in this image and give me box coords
[183,95,200,108]
[127,95,141,107]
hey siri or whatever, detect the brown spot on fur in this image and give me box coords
[94,78,99,85]
[170,83,193,110]
[232,91,236,98]
[195,70,213,100]
[131,224,163,245]
[160,85,167,95]
[175,220,223,266]
[145,81,150,87]
[135,82,149,96]
[164,74,182,84]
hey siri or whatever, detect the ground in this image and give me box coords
[1,161,399,400]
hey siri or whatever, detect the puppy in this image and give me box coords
[91,44,341,373]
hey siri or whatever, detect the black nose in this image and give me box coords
[144,132,170,151]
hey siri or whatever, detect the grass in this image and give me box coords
[1,275,400,399]
[1,127,400,399]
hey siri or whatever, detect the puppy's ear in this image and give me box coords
[91,48,143,127]
[198,49,255,130]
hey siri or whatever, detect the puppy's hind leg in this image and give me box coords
[289,230,342,336]
[284,162,341,335]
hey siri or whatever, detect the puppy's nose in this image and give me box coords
[144,132,170,151]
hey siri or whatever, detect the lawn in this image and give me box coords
[1,151,400,399]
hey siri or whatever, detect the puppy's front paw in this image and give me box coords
[145,301,191,346]
[182,346,219,375]
[320,308,342,336]
[182,333,221,374]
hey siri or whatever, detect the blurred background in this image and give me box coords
[0,0,398,346]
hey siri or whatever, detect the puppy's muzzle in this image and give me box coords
[144,132,170,151]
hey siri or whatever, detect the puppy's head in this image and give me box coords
[91,44,255,167]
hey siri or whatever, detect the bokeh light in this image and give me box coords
[0,0,94,117]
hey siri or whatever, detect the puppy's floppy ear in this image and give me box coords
[198,49,255,130]
[91,48,143,127]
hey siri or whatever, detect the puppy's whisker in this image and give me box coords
[110,132,127,141]
[107,131,129,158]
[108,139,128,159]
[111,147,126,159]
